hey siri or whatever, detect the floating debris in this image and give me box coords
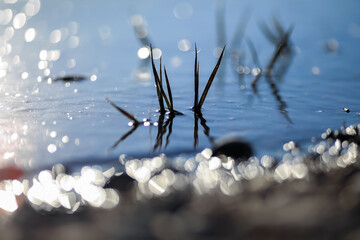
[343,107,350,113]
[45,75,88,82]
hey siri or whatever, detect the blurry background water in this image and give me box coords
[0,0,359,170]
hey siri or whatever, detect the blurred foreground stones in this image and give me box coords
[1,124,360,240]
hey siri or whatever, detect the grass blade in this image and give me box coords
[158,57,173,109]
[159,57,162,84]
[194,43,199,109]
[197,45,226,110]
[157,73,171,111]
[164,66,173,112]
[105,98,140,124]
[150,45,166,114]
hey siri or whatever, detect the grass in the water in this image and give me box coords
[193,45,226,113]
[105,97,141,151]
[105,97,140,125]
[194,44,200,110]
[150,47,166,115]
[106,44,225,151]
[150,45,181,116]
[164,66,174,114]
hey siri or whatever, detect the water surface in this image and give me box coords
[0,0,359,169]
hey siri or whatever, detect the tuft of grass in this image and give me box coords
[194,45,226,112]
[150,45,180,116]
[105,97,140,125]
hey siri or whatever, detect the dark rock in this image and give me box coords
[212,135,253,160]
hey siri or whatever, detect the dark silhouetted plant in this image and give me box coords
[150,45,181,116]
[105,97,140,126]
[193,45,226,113]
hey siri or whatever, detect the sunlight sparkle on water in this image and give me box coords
[0,190,18,212]
[48,50,61,61]
[0,9,13,25]
[68,36,79,48]
[24,0,41,17]
[152,48,162,59]
[39,50,47,60]
[49,131,57,138]
[90,74,97,81]
[67,59,76,68]
[50,29,62,44]
[44,68,50,76]
[173,2,193,20]
[137,46,150,59]
[4,27,15,40]
[24,28,36,42]
[13,13,26,29]
[38,60,48,70]
[170,56,182,67]
[62,135,69,143]
[178,39,191,52]
[312,66,320,75]
[21,72,28,79]
[47,144,57,153]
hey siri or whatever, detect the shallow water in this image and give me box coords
[0,0,360,170]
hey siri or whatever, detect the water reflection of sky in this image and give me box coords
[0,0,359,170]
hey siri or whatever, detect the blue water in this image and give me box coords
[0,0,359,169]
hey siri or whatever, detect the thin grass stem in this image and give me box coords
[164,66,173,112]
[150,45,166,115]
[105,98,140,125]
[197,45,226,111]
[194,43,199,109]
